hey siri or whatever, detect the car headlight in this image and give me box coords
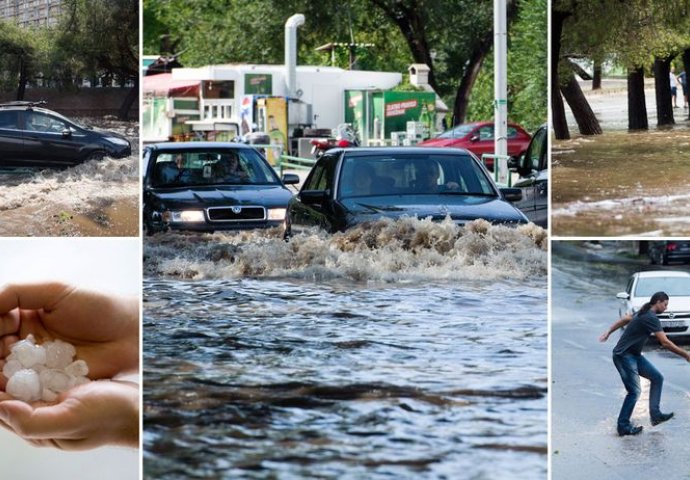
[168,210,205,223]
[104,136,129,147]
[267,208,287,221]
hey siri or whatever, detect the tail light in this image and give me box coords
[337,139,351,148]
[667,242,678,251]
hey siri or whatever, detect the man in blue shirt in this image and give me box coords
[599,291,690,436]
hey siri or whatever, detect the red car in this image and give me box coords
[419,121,532,170]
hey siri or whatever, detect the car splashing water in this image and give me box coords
[0,119,138,236]
[144,219,548,479]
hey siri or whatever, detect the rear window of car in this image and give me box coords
[634,276,690,297]
[338,153,496,199]
[150,148,280,188]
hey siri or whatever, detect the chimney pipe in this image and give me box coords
[285,14,305,98]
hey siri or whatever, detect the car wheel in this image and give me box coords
[86,151,106,161]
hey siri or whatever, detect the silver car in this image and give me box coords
[616,270,690,338]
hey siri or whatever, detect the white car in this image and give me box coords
[616,270,690,338]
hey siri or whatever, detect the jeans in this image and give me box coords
[613,353,664,433]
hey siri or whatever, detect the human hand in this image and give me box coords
[0,379,138,450]
[0,282,139,390]
[599,332,609,342]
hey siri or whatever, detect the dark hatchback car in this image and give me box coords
[510,123,547,228]
[649,240,690,265]
[143,142,299,233]
[0,102,131,168]
[286,147,528,235]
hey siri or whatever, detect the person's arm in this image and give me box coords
[654,331,690,362]
[599,313,633,342]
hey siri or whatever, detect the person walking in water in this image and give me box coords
[599,291,690,436]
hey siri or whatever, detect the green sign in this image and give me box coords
[245,74,272,95]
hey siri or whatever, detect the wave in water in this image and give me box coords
[144,217,547,282]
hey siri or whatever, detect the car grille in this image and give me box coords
[659,312,690,333]
[207,206,266,222]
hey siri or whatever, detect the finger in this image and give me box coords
[0,309,20,337]
[0,283,75,315]
[0,400,80,440]
[0,334,19,359]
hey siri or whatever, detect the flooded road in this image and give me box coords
[552,81,690,236]
[143,220,548,479]
[0,119,139,236]
[551,242,690,479]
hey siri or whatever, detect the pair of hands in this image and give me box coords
[0,282,139,450]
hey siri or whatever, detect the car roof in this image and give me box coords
[635,270,690,278]
[326,146,475,157]
[147,141,256,150]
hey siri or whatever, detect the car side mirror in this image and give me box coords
[299,190,328,206]
[616,292,630,300]
[507,155,519,170]
[61,129,72,138]
[500,187,522,202]
[282,173,300,185]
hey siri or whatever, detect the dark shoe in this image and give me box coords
[618,425,643,436]
[651,412,674,426]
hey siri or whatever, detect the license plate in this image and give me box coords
[663,321,687,328]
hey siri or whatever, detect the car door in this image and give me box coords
[0,110,25,166]
[21,111,86,166]
[289,154,339,233]
[512,125,547,227]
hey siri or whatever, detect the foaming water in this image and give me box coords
[144,219,547,478]
[144,218,547,283]
[0,120,138,236]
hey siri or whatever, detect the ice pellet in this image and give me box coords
[2,337,91,403]
[6,369,42,402]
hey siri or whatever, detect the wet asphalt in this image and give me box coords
[551,242,690,479]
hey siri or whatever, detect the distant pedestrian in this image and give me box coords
[670,66,679,108]
[599,291,690,436]
[678,70,688,109]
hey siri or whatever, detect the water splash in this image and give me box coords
[144,217,547,282]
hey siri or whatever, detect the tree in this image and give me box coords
[0,21,35,100]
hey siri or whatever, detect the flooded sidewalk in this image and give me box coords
[553,79,690,237]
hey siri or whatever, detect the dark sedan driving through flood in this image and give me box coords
[143,142,299,234]
[286,147,528,235]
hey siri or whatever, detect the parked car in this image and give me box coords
[648,240,690,265]
[616,270,690,338]
[285,147,528,236]
[143,142,299,233]
[0,101,131,168]
[509,123,547,228]
[418,121,532,169]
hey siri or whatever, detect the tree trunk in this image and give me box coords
[452,34,491,125]
[560,71,602,135]
[683,48,690,116]
[592,62,602,90]
[551,10,570,139]
[118,77,138,121]
[16,55,27,101]
[627,67,647,130]
[653,57,674,126]
[568,59,592,80]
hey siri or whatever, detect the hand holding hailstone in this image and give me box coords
[0,282,139,450]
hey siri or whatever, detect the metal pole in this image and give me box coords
[494,0,508,184]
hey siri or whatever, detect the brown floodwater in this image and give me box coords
[0,119,139,237]
[553,98,690,236]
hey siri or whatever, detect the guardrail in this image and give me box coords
[276,154,317,176]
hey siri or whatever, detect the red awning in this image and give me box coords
[143,73,200,97]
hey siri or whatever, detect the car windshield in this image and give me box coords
[634,276,690,297]
[338,153,497,199]
[150,148,280,188]
[437,124,476,139]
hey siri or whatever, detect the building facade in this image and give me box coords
[0,0,62,28]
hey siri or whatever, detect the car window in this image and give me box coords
[525,127,547,171]
[338,153,496,199]
[478,126,493,141]
[0,110,20,129]
[634,276,690,297]
[303,155,336,191]
[507,126,519,138]
[437,124,475,139]
[626,277,634,295]
[150,148,280,188]
[24,111,70,133]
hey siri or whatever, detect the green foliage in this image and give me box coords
[466,0,547,133]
